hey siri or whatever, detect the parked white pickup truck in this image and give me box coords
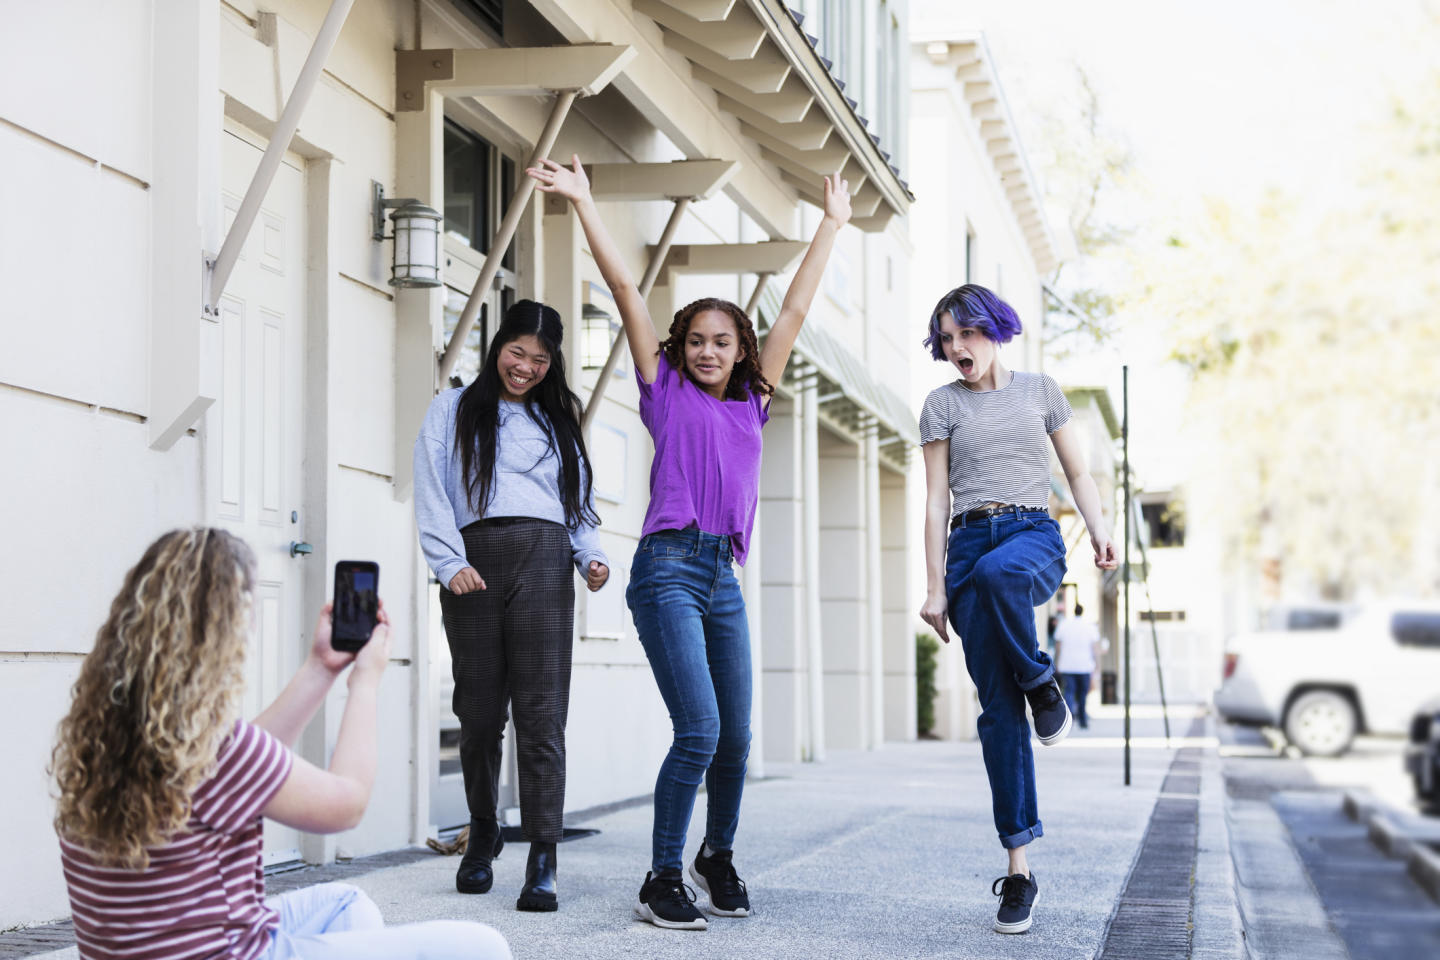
[1213,603,1440,756]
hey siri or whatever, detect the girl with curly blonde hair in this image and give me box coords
[52,527,510,960]
[530,155,850,930]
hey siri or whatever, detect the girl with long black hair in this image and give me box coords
[414,299,609,913]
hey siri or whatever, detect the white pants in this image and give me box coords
[260,882,510,960]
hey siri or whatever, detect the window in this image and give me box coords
[443,120,515,269]
[821,0,850,82]
[1141,501,1185,547]
[441,121,517,386]
[874,1,902,167]
[451,0,501,38]
[1286,609,1342,631]
[1392,612,1440,649]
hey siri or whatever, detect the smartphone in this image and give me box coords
[331,560,380,652]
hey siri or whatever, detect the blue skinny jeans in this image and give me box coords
[945,509,1067,848]
[626,529,752,875]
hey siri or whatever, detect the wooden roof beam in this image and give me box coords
[396,44,634,107]
[719,93,833,149]
[656,240,810,275]
[692,64,814,123]
[585,159,740,201]
[633,0,766,60]
[739,119,850,172]
[662,31,791,94]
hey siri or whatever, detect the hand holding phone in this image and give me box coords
[331,561,380,652]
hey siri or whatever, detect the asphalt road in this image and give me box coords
[1218,720,1440,959]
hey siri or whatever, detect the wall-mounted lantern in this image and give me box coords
[371,180,442,288]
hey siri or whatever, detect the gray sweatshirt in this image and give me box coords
[413,388,607,589]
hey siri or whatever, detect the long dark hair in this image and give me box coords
[454,300,598,529]
[660,297,773,401]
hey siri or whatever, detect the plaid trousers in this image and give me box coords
[439,518,574,843]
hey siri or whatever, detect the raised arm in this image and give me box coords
[261,605,392,833]
[1050,423,1118,569]
[528,155,660,384]
[758,174,852,387]
[918,439,953,643]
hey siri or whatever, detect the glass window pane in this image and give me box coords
[442,287,485,387]
[444,121,489,253]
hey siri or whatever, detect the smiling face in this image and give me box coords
[936,310,998,386]
[495,334,551,400]
[683,309,744,398]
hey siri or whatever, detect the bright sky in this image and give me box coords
[960,0,1437,486]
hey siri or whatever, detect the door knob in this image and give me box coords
[289,541,313,558]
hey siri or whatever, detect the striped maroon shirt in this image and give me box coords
[58,721,293,960]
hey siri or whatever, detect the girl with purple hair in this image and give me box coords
[916,284,1117,934]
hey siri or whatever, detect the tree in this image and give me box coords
[1123,81,1440,599]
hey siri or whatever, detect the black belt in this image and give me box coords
[950,504,1048,530]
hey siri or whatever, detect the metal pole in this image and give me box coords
[744,272,774,320]
[1133,492,1172,743]
[209,0,356,310]
[581,196,690,432]
[438,90,578,383]
[1123,365,1131,786]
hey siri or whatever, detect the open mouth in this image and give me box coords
[508,374,533,389]
[958,358,974,373]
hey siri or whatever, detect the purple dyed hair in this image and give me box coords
[922,284,1023,360]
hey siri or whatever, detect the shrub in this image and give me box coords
[916,632,941,736]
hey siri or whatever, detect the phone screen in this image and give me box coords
[332,561,379,651]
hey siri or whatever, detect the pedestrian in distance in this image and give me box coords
[1053,602,1103,729]
[529,154,851,930]
[917,284,1118,935]
[413,300,610,912]
[51,527,511,960]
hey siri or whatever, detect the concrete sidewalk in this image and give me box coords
[34,709,1200,960]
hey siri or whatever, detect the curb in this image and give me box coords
[1409,840,1440,905]
[1366,812,1417,860]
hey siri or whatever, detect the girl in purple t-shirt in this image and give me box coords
[530,155,850,930]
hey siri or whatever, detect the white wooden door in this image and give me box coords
[213,125,308,865]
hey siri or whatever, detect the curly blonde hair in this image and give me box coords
[52,528,256,867]
[661,298,774,402]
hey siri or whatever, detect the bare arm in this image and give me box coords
[260,606,392,833]
[528,155,660,384]
[918,440,953,643]
[1050,423,1119,569]
[758,174,852,388]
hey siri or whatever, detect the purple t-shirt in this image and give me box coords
[637,352,769,565]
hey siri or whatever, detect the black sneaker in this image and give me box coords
[688,842,751,917]
[1025,679,1073,745]
[634,871,707,930]
[992,872,1039,934]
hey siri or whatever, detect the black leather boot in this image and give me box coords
[455,819,505,894]
[516,842,558,911]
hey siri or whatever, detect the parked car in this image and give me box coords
[1214,604,1440,757]
[1406,696,1440,812]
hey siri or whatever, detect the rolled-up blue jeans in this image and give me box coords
[945,510,1067,849]
[627,529,752,875]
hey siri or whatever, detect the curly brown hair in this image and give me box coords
[51,528,256,867]
[660,297,774,401]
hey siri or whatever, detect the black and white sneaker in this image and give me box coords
[992,872,1039,934]
[635,871,707,930]
[688,842,751,917]
[1025,679,1073,745]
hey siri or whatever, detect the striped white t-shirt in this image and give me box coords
[58,720,293,960]
[918,372,1072,517]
